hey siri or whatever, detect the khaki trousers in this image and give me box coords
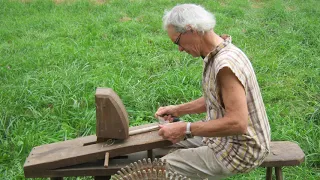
[161,136,235,180]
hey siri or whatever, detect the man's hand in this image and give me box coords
[158,122,186,144]
[155,105,179,122]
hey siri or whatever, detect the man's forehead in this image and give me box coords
[166,25,178,35]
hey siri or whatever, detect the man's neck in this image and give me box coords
[200,31,224,58]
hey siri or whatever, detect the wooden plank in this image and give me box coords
[95,88,129,140]
[25,150,153,178]
[24,130,172,172]
[29,135,96,155]
[25,141,305,178]
[28,123,158,158]
[104,152,109,168]
[261,141,305,167]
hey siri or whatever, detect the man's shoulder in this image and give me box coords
[216,44,245,59]
[214,44,251,66]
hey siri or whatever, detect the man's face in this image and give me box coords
[167,26,201,57]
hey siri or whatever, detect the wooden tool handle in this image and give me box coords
[129,125,159,136]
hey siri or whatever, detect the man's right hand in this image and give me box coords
[155,105,180,123]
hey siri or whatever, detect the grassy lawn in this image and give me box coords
[0,0,319,179]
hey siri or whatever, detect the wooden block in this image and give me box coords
[104,152,109,168]
[261,141,305,167]
[95,88,129,140]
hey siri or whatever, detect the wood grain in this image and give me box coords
[95,88,129,140]
[104,152,109,168]
[24,124,171,172]
[261,141,305,167]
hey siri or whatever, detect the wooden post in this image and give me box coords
[148,149,153,159]
[104,152,109,168]
[275,167,283,180]
[266,167,272,180]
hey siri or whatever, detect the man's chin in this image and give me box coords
[190,53,200,57]
[186,51,200,57]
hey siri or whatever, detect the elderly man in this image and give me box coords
[155,4,271,180]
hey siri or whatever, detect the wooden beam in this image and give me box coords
[24,127,172,172]
[24,148,172,178]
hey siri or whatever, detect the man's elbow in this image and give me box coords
[237,117,248,134]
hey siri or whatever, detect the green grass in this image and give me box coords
[0,0,319,179]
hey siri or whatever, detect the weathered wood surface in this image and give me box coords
[275,167,283,180]
[26,141,305,178]
[104,152,109,168]
[25,149,169,178]
[129,125,159,136]
[24,123,170,173]
[261,141,305,167]
[24,139,305,178]
[95,88,129,140]
[26,123,158,156]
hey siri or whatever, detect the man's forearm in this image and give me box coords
[191,116,247,137]
[176,97,206,116]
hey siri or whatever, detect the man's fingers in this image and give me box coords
[158,126,165,136]
[155,107,167,118]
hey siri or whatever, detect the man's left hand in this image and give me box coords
[158,122,186,144]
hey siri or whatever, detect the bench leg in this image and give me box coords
[275,167,283,180]
[266,167,273,180]
[148,149,153,159]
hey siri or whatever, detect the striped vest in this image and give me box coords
[202,36,271,173]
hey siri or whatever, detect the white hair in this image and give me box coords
[163,4,216,33]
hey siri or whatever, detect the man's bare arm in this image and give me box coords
[155,97,206,118]
[191,67,248,137]
[175,97,206,116]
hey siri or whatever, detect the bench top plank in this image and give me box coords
[261,141,305,167]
